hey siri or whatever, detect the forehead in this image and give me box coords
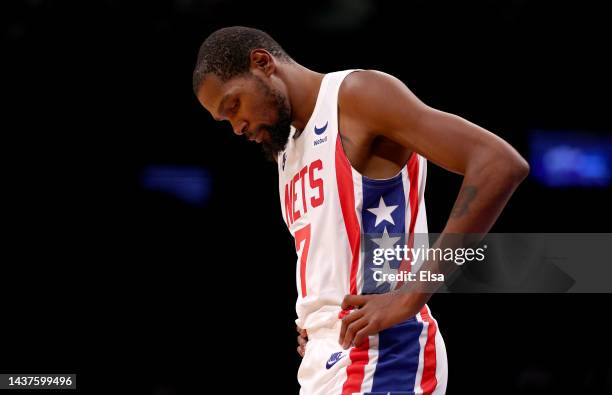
[196,73,252,116]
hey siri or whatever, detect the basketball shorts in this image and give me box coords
[298,304,448,395]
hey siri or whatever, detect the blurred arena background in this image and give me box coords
[2,0,611,393]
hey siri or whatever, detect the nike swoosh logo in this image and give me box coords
[325,353,344,369]
[314,122,328,135]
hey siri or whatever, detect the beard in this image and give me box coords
[252,76,292,161]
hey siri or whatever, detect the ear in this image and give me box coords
[250,49,276,77]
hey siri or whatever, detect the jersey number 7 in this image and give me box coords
[295,224,311,297]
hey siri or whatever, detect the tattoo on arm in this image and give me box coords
[450,185,478,218]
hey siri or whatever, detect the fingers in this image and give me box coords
[339,308,364,345]
[353,323,375,348]
[296,326,308,358]
[340,317,368,349]
[296,333,307,357]
[341,294,370,310]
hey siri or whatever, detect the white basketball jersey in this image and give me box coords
[277,70,429,332]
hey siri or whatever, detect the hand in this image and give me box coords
[296,326,308,357]
[338,291,429,349]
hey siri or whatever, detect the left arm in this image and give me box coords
[338,70,529,349]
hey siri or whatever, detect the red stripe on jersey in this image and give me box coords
[336,136,369,394]
[420,305,439,395]
[407,153,420,236]
[334,136,361,295]
[341,338,370,395]
[396,152,420,280]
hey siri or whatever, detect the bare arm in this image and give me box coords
[341,70,529,234]
[338,70,529,349]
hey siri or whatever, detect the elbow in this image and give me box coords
[514,155,531,184]
[476,149,529,188]
[509,155,530,184]
[501,152,530,187]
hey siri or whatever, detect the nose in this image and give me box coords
[232,120,248,136]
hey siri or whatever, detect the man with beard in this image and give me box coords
[193,26,528,395]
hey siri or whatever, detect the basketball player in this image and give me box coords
[193,27,528,395]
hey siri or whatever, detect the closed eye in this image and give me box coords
[229,99,240,114]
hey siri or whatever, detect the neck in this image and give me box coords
[280,63,325,133]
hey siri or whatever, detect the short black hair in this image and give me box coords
[192,26,292,93]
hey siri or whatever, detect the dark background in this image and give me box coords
[3,0,611,394]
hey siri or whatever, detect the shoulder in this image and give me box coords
[339,69,428,133]
[339,69,406,106]
[341,69,397,87]
[338,70,386,132]
[340,69,384,107]
[339,70,423,125]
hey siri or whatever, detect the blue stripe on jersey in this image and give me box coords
[369,317,423,394]
[361,173,407,295]
[361,174,423,393]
